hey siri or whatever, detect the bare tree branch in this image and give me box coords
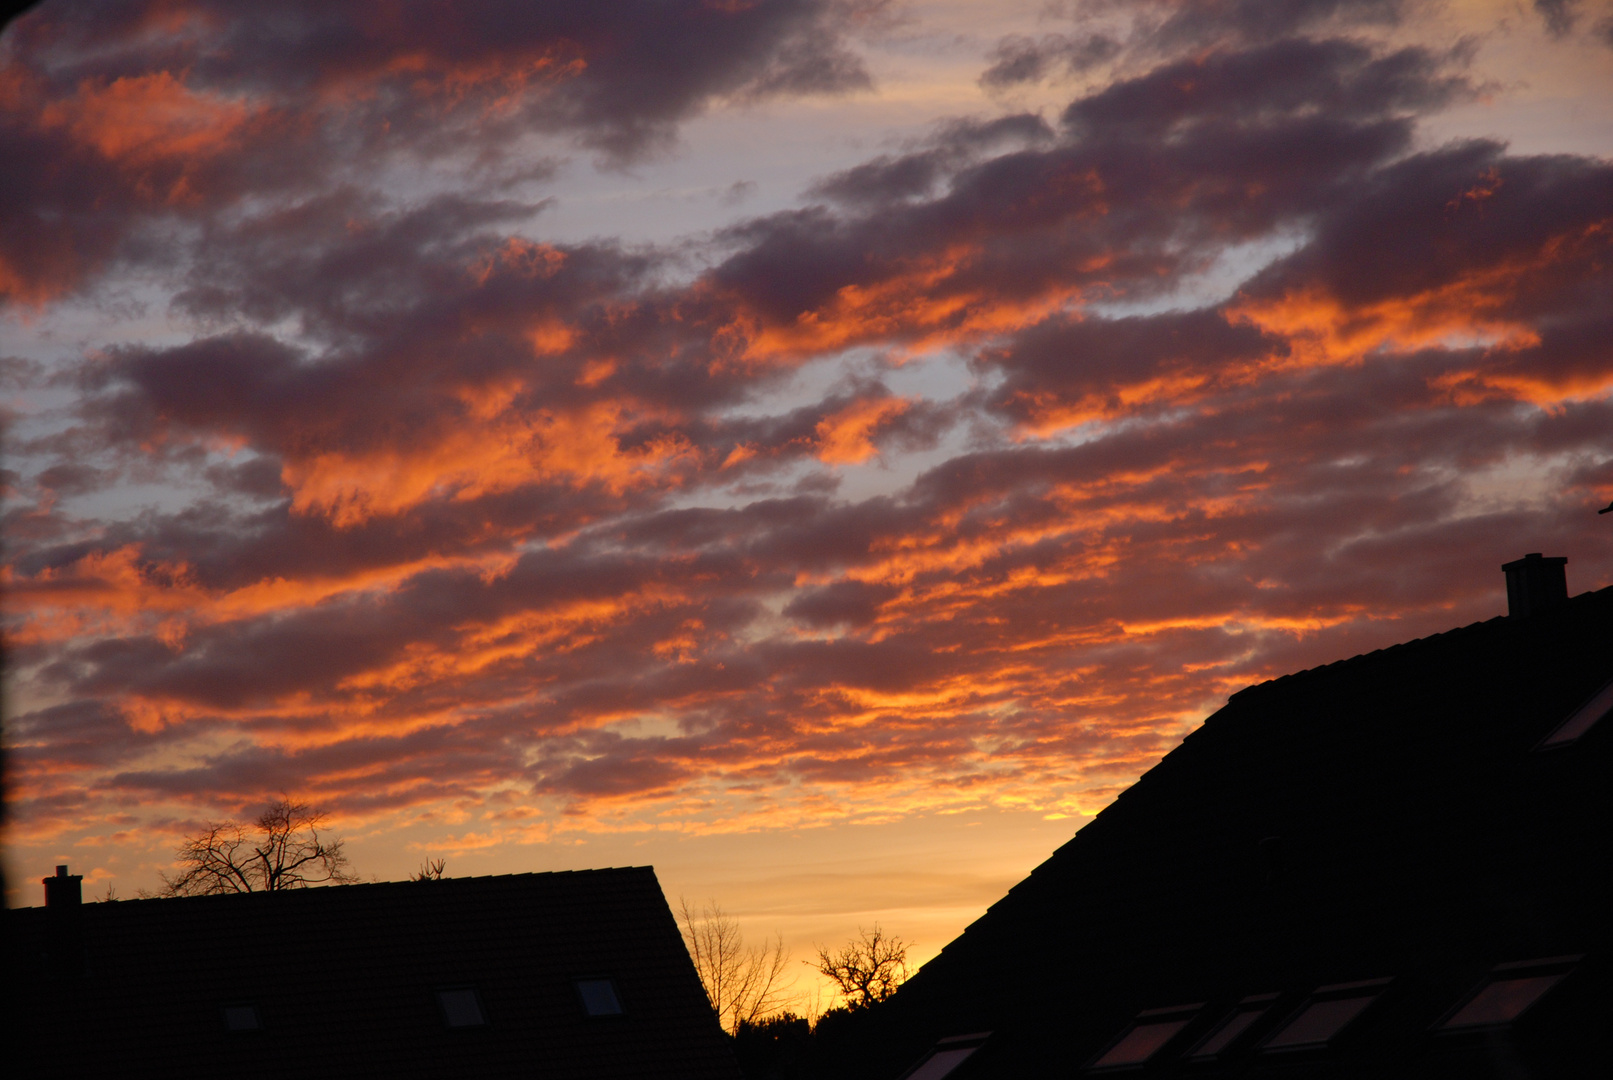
[678,897,796,1035]
[813,924,909,1009]
[160,798,357,895]
[410,858,447,881]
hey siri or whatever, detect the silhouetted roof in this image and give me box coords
[11,865,740,1079]
[869,586,1613,1079]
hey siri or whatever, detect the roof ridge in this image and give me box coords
[12,864,661,911]
[1227,584,1613,702]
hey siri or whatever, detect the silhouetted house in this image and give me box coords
[12,866,740,1078]
[872,555,1609,1079]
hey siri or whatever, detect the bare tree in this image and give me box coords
[814,924,910,1008]
[161,798,357,895]
[678,897,795,1035]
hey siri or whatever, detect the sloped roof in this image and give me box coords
[867,586,1613,1078]
[11,865,740,1079]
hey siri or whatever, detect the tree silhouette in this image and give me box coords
[679,898,795,1035]
[160,798,356,895]
[814,924,909,1008]
[410,857,447,881]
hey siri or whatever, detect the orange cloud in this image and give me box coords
[8,2,1613,917]
[726,246,1086,365]
[40,71,257,202]
[814,396,911,465]
[283,401,696,526]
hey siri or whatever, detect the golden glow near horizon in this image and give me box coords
[4,0,1613,1010]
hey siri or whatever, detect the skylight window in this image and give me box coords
[437,988,487,1027]
[902,1048,976,1080]
[1089,1005,1201,1069]
[1185,994,1278,1060]
[899,1033,990,1080]
[1261,979,1389,1052]
[575,977,624,1017]
[1539,679,1613,748]
[1437,957,1579,1030]
[221,1005,261,1032]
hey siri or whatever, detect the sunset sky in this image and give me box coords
[4,0,1612,1005]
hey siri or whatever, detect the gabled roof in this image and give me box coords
[866,586,1613,1078]
[11,865,740,1079]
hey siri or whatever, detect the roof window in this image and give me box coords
[1088,1004,1201,1070]
[1184,994,1279,1060]
[221,1004,261,1032]
[437,988,487,1027]
[897,1033,990,1080]
[1260,979,1389,1052]
[1436,956,1580,1030]
[1538,679,1613,748]
[575,977,624,1017]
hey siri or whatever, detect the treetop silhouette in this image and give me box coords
[160,798,356,895]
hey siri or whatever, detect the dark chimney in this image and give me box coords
[43,865,86,981]
[1502,553,1568,618]
[44,864,83,908]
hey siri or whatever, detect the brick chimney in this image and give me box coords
[1501,553,1568,619]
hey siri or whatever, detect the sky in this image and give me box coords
[4,0,1613,1007]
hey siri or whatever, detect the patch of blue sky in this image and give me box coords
[4,281,196,368]
[481,6,1061,258]
[1453,447,1588,516]
[707,345,890,420]
[497,101,897,250]
[832,413,978,505]
[1085,232,1309,321]
[56,475,228,525]
[882,345,977,399]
